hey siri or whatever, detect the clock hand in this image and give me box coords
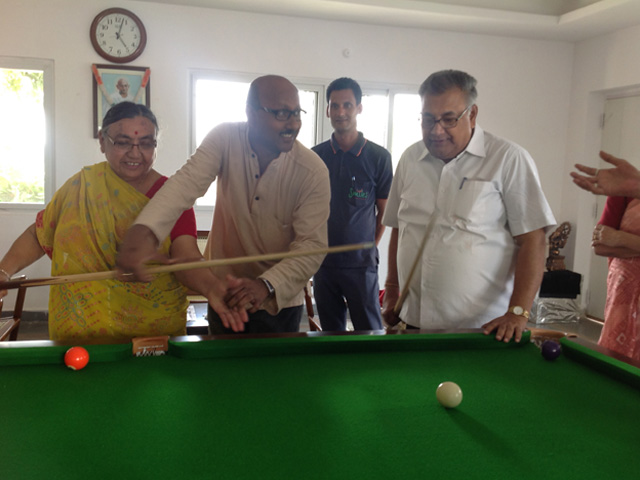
[114,17,124,41]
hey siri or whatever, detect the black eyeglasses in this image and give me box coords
[421,105,472,130]
[105,134,157,153]
[257,106,306,121]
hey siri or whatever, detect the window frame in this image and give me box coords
[188,70,326,211]
[0,56,55,210]
[189,70,326,154]
[188,70,419,209]
[360,82,420,157]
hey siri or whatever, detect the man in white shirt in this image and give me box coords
[382,70,556,343]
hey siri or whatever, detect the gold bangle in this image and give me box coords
[0,268,11,280]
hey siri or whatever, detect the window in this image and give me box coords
[326,88,421,165]
[359,92,390,148]
[190,72,421,206]
[0,57,54,206]
[191,73,322,206]
[389,93,422,167]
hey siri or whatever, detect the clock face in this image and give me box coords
[90,8,147,64]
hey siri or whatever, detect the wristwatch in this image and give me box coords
[508,305,530,319]
[261,278,275,297]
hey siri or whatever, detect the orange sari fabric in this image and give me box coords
[600,199,640,360]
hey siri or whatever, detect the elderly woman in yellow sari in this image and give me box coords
[0,102,246,342]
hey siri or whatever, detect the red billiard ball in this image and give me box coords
[64,346,90,370]
[541,340,562,361]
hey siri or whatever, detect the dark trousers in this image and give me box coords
[313,265,383,331]
[207,305,303,334]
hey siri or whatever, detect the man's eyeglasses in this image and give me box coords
[421,105,472,130]
[257,106,306,121]
[105,134,157,153]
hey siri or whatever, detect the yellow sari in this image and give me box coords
[36,162,188,342]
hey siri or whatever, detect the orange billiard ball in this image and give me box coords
[64,346,90,371]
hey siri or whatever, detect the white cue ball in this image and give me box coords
[436,381,463,408]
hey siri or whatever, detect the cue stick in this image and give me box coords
[0,242,374,290]
[393,212,438,314]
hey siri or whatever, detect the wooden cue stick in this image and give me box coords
[0,242,374,290]
[393,213,438,314]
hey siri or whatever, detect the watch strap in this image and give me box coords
[261,278,275,297]
[508,306,530,319]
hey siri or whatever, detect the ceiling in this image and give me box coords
[136,0,640,42]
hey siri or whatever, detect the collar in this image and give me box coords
[329,131,367,156]
[423,125,486,164]
[464,125,486,159]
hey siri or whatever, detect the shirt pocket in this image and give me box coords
[451,179,504,227]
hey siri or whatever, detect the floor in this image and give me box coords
[14,318,50,341]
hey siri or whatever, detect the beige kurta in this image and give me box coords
[135,122,330,313]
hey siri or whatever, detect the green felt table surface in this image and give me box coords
[1,331,639,480]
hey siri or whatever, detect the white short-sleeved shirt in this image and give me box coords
[382,126,556,328]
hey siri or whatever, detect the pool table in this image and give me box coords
[1,330,639,479]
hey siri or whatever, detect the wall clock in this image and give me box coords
[90,8,147,64]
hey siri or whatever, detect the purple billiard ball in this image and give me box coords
[541,340,562,361]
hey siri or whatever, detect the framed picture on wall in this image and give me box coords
[92,64,150,138]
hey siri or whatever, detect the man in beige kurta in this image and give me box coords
[117,75,330,333]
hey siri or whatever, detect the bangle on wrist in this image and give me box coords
[0,268,11,280]
[385,282,399,288]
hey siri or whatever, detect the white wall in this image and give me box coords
[1,0,575,310]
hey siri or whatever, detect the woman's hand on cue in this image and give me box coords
[116,224,165,282]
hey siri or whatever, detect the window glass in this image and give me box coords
[391,93,422,167]
[191,74,420,206]
[297,89,317,149]
[194,79,249,148]
[0,68,45,204]
[359,93,389,148]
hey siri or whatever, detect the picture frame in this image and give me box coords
[92,64,150,138]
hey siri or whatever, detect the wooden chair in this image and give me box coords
[303,282,321,332]
[186,230,211,303]
[0,284,27,341]
[185,230,211,335]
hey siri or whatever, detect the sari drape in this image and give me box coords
[36,162,188,342]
